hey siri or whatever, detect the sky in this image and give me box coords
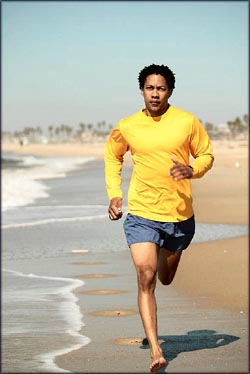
[2,1,249,133]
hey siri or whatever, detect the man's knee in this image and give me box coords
[158,273,175,286]
[137,266,157,291]
[157,249,182,286]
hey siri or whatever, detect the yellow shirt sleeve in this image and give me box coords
[104,123,129,200]
[189,116,214,178]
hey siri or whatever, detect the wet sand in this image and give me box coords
[2,138,248,372]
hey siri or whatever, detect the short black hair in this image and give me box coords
[138,64,175,89]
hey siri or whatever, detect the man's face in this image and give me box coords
[141,74,173,117]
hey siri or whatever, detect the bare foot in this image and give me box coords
[150,356,167,372]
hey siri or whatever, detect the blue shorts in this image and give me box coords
[123,214,195,253]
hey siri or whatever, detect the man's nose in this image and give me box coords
[151,89,159,97]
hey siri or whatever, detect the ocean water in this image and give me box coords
[1,152,248,373]
[2,152,95,211]
[2,269,90,373]
[2,153,99,373]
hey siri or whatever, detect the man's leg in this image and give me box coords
[130,242,167,372]
[157,247,182,285]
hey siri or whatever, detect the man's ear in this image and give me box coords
[168,89,173,98]
[140,89,144,96]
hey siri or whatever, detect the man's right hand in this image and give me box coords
[108,197,123,220]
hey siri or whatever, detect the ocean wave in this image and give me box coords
[2,214,108,229]
[2,204,110,228]
[2,155,95,211]
[2,268,91,373]
[2,153,46,169]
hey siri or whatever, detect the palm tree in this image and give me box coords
[55,127,61,142]
[48,126,54,141]
[65,126,73,141]
[87,123,93,132]
[242,114,249,127]
[204,122,214,132]
[227,117,246,139]
[79,123,86,133]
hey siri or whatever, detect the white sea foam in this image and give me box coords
[2,203,111,229]
[2,268,91,373]
[2,214,108,229]
[2,155,95,211]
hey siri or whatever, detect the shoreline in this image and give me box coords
[2,139,248,312]
[2,139,248,372]
[1,141,106,158]
[1,138,248,156]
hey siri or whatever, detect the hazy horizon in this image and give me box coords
[2,1,248,132]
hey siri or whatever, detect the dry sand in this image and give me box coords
[2,141,106,159]
[2,139,248,372]
[172,139,248,314]
[174,236,248,313]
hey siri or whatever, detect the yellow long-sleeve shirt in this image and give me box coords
[105,105,214,222]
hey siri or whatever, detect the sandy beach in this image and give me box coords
[2,139,248,373]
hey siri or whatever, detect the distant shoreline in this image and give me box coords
[1,138,247,162]
[1,141,106,159]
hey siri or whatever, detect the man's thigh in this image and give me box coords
[157,248,182,284]
[130,242,159,272]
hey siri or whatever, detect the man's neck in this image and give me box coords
[143,104,170,117]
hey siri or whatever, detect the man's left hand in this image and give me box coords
[170,158,193,181]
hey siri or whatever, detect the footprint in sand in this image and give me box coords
[71,261,106,265]
[89,309,138,317]
[74,273,118,279]
[115,337,143,345]
[78,289,127,295]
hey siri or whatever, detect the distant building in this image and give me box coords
[1,132,12,143]
[215,123,230,139]
[216,123,230,132]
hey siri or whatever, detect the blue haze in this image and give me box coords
[2,1,248,132]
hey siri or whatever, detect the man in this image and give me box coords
[104,64,214,372]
